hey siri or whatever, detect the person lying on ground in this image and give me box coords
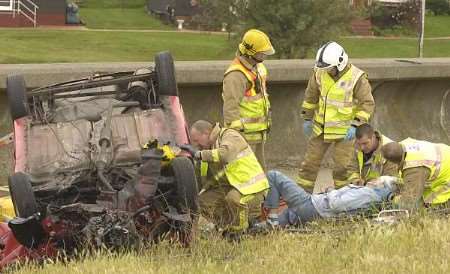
[252,170,397,230]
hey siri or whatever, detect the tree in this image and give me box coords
[239,0,353,58]
[427,0,450,15]
[191,0,247,33]
[369,0,421,31]
[192,0,352,58]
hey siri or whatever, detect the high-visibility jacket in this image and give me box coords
[224,58,271,140]
[401,138,450,205]
[200,128,269,196]
[302,65,370,140]
[357,133,394,181]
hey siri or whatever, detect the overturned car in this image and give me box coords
[1,52,199,268]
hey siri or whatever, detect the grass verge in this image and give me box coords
[77,0,146,9]
[79,8,174,30]
[2,29,450,64]
[0,29,234,63]
[425,15,450,38]
[8,215,450,274]
[338,37,450,58]
[371,15,450,38]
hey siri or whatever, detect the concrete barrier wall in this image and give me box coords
[1,58,450,165]
[3,58,450,88]
[180,79,450,165]
[179,84,305,164]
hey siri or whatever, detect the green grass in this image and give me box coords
[78,0,146,9]
[372,25,417,37]
[77,0,173,30]
[0,29,234,63]
[2,29,450,64]
[338,37,450,58]
[372,15,450,38]
[425,15,450,37]
[8,216,450,273]
[79,8,173,30]
[345,37,450,58]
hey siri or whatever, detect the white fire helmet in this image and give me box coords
[315,41,348,72]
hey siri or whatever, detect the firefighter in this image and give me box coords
[350,123,399,185]
[299,41,375,193]
[381,138,450,211]
[222,29,275,169]
[181,120,269,240]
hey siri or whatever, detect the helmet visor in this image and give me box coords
[260,47,275,56]
[315,59,332,69]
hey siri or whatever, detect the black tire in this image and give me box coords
[171,157,199,215]
[155,51,178,96]
[6,74,29,120]
[8,172,38,218]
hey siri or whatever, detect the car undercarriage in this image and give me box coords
[1,52,199,268]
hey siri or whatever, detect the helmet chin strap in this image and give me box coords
[250,55,264,63]
[240,53,260,66]
[327,66,339,77]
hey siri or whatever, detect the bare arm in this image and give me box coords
[348,151,363,184]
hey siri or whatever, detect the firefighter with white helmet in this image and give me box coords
[298,41,375,193]
[314,41,349,71]
[222,29,275,169]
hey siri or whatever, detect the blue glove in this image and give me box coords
[303,120,313,137]
[344,126,356,141]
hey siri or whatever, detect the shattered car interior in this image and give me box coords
[1,52,199,267]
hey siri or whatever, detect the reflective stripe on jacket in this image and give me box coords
[224,58,271,136]
[308,65,367,140]
[401,138,450,205]
[200,127,269,195]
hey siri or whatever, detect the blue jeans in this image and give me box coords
[265,170,320,226]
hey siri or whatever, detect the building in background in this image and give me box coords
[0,0,79,27]
[350,0,410,7]
[147,0,200,24]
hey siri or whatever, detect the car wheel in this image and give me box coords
[155,51,178,96]
[6,75,29,120]
[171,157,199,215]
[8,172,38,218]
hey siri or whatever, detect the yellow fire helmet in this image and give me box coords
[238,29,275,57]
[0,195,15,222]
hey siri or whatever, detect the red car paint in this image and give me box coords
[0,222,57,269]
[1,94,191,269]
[13,118,27,173]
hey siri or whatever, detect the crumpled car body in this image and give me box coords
[0,52,199,269]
